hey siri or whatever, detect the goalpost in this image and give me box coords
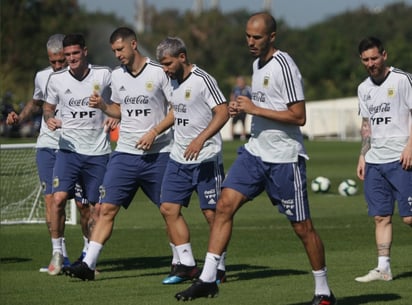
[0,143,77,225]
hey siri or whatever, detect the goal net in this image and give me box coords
[0,143,77,225]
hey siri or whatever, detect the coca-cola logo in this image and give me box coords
[68,97,90,106]
[124,95,149,104]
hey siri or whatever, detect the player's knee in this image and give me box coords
[402,216,412,226]
[159,202,180,218]
[292,219,315,238]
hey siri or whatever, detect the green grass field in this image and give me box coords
[1,139,411,305]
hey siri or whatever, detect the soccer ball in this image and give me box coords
[338,179,358,196]
[311,176,331,193]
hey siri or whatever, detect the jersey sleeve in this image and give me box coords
[32,72,44,101]
[44,74,59,105]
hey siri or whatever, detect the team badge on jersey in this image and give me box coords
[387,88,395,98]
[263,76,270,88]
[53,177,59,188]
[99,185,106,200]
[185,89,191,100]
[146,81,154,92]
[93,82,101,94]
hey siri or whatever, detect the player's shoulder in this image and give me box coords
[146,58,163,69]
[35,66,53,79]
[390,67,412,83]
[191,65,215,83]
[48,67,69,79]
[90,64,112,74]
[111,65,125,74]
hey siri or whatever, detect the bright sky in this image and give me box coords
[77,0,411,28]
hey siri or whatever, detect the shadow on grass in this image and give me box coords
[98,255,171,273]
[288,293,401,305]
[394,271,412,280]
[0,257,31,264]
[225,264,307,282]
[96,257,307,282]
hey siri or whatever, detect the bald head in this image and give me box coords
[248,12,277,35]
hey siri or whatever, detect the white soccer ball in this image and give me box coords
[311,176,331,193]
[338,179,358,196]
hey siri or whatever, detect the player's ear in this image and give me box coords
[178,52,187,63]
[270,31,276,44]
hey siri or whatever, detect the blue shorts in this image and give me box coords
[36,148,58,195]
[222,146,310,222]
[100,151,169,208]
[52,150,109,204]
[364,161,412,217]
[160,158,224,210]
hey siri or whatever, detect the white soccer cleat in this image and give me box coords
[355,268,392,282]
[47,252,63,275]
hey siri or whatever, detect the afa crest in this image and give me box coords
[387,88,395,97]
[185,89,191,100]
[53,177,59,188]
[263,76,270,88]
[99,185,106,199]
[146,81,154,92]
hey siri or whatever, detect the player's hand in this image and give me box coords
[104,117,120,133]
[400,145,412,170]
[6,112,19,125]
[228,101,239,118]
[136,129,158,150]
[89,92,102,109]
[236,96,256,115]
[356,155,366,180]
[46,118,62,131]
[184,138,203,161]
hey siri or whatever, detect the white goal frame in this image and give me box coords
[0,143,77,225]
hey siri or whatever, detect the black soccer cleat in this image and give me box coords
[216,269,226,284]
[162,263,201,284]
[311,291,337,305]
[175,279,219,301]
[63,261,95,281]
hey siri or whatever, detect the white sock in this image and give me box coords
[312,267,330,296]
[199,252,220,283]
[51,238,63,255]
[217,251,226,271]
[61,237,69,258]
[83,241,103,270]
[170,243,180,265]
[175,243,195,266]
[82,236,89,254]
[378,256,391,272]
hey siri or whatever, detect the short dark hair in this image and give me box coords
[63,34,86,48]
[110,27,137,44]
[358,36,385,55]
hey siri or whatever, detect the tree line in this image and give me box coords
[1,0,411,112]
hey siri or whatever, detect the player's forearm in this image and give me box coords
[152,109,175,135]
[252,101,306,126]
[43,102,56,122]
[18,100,42,122]
[197,104,229,143]
[360,118,371,156]
[100,103,121,119]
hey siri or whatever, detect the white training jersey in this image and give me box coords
[170,65,226,164]
[358,66,412,163]
[111,58,173,155]
[33,66,61,149]
[245,50,307,163]
[45,64,112,155]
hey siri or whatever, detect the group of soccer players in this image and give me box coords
[8,10,412,305]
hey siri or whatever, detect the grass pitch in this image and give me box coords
[1,139,411,305]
